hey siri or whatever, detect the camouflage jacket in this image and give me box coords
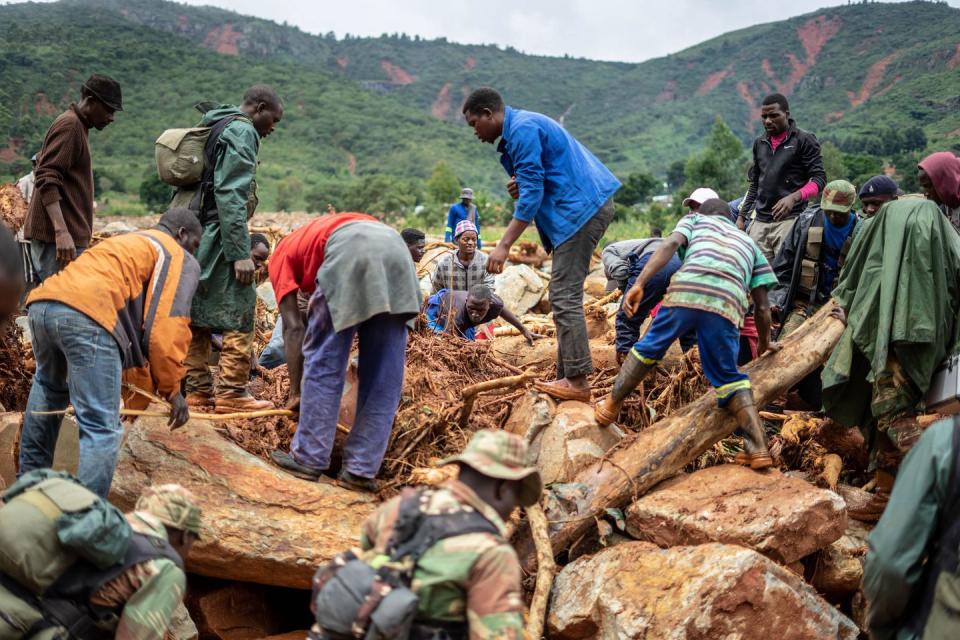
[89,511,187,640]
[360,480,525,640]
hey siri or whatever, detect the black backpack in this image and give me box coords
[309,488,499,640]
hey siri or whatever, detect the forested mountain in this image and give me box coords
[1,0,958,213]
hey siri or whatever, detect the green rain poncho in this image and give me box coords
[822,198,960,427]
[190,105,259,332]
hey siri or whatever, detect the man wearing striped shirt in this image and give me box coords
[595,198,779,470]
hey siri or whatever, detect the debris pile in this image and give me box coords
[0,183,28,232]
[0,323,32,412]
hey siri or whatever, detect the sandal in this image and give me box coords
[534,380,592,403]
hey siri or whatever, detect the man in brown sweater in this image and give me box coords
[22,74,122,281]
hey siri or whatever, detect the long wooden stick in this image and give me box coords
[459,370,538,427]
[32,408,296,421]
[525,503,556,640]
[584,289,621,311]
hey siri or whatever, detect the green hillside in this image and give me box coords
[1,0,958,214]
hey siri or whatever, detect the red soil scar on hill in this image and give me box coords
[0,138,23,163]
[696,67,733,97]
[33,92,57,117]
[656,80,677,103]
[948,43,960,70]
[381,61,415,84]
[847,52,899,107]
[204,24,241,55]
[762,15,841,95]
[336,56,348,69]
[175,15,188,32]
[432,83,452,119]
[464,56,476,71]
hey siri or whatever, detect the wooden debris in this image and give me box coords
[525,503,555,640]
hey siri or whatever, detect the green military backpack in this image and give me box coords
[0,470,131,640]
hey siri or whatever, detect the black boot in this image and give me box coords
[726,389,773,470]
[595,355,655,426]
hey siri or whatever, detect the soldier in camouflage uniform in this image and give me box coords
[90,484,202,640]
[357,430,542,640]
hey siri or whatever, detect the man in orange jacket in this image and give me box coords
[19,208,202,498]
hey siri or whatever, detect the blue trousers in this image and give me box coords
[615,252,696,354]
[632,306,750,407]
[20,301,123,498]
[292,292,408,479]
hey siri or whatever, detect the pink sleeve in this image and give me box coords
[798,180,820,201]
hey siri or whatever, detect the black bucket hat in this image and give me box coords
[83,74,123,112]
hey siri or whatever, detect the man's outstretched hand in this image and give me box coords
[169,392,190,430]
[486,245,509,274]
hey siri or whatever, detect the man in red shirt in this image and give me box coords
[267,213,421,491]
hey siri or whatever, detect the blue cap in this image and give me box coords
[858,175,898,198]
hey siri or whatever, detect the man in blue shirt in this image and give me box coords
[463,88,621,402]
[444,188,482,247]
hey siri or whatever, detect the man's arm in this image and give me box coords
[33,121,83,265]
[213,124,259,284]
[623,232,685,318]
[113,560,187,640]
[865,419,955,639]
[465,544,526,640]
[499,307,535,345]
[750,286,775,355]
[800,132,827,194]
[739,145,760,230]
[279,292,305,410]
[445,205,458,244]
[488,128,544,273]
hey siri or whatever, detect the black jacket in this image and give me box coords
[769,205,858,315]
[743,120,826,224]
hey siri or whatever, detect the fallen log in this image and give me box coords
[518,301,845,566]
[525,503,556,640]
[110,415,377,589]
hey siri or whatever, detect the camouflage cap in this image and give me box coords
[441,429,543,507]
[821,179,857,213]
[135,484,202,538]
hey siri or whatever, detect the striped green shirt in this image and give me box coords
[662,213,777,327]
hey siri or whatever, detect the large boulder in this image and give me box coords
[547,542,858,640]
[625,465,846,564]
[494,264,546,315]
[531,401,623,485]
[503,390,556,440]
[811,519,872,599]
[110,415,376,589]
[0,412,79,489]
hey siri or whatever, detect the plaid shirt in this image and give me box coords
[430,250,496,294]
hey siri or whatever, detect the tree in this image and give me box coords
[820,141,849,182]
[617,171,659,207]
[666,160,686,192]
[681,116,746,200]
[425,161,460,205]
[275,176,304,212]
[139,173,173,213]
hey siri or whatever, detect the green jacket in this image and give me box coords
[822,199,960,427]
[864,418,957,640]
[190,105,259,332]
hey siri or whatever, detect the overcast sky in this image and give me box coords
[176,0,960,62]
[2,0,958,62]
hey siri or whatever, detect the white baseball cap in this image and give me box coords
[460,187,474,199]
[682,187,720,208]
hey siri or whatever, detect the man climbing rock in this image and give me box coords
[22,74,122,282]
[739,93,826,262]
[445,187,482,247]
[0,474,202,639]
[344,429,540,640]
[184,85,283,413]
[594,199,778,470]
[463,87,620,402]
[424,283,537,345]
[822,171,960,520]
[268,212,420,491]
[431,220,495,294]
[19,208,202,498]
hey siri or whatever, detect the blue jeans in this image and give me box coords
[29,240,85,283]
[632,306,749,407]
[258,318,286,369]
[20,302,123,498]
[292,292,408,479]
[615,252,696,354]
